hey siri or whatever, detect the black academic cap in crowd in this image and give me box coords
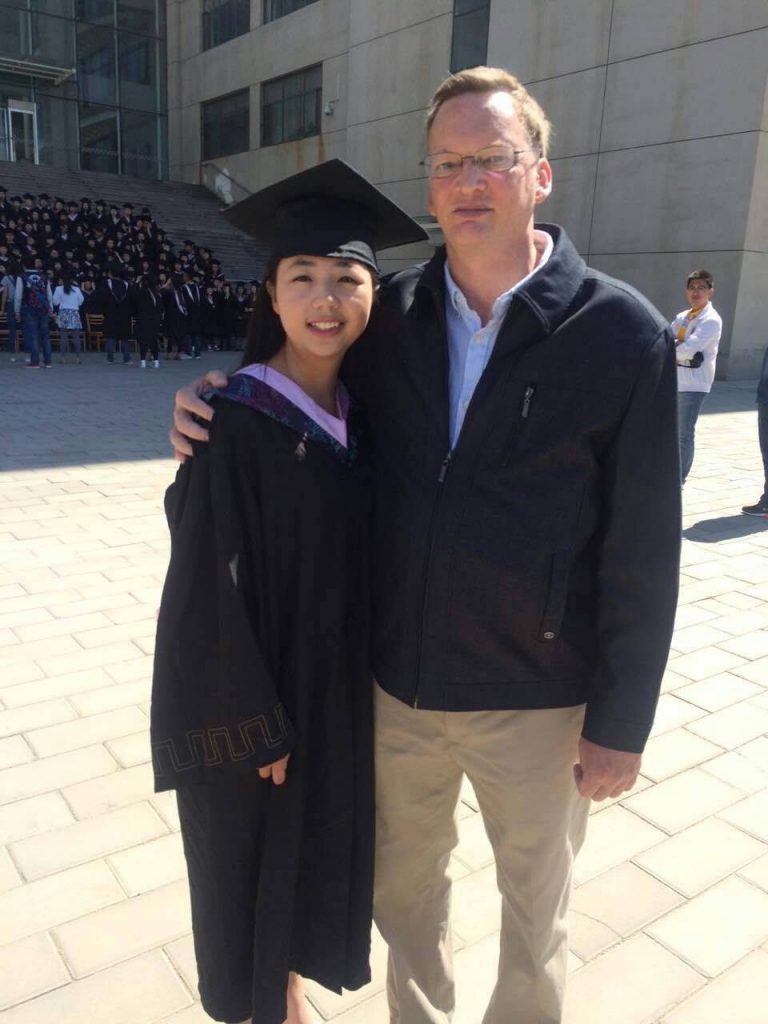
[80,197,89,203]
[22,193,34,200]
[123,201,133,208]
[109,203,119,210]
[0,185,6,193]
[11,196,21,203]
[95,198,105,206]
[183,239,194,246]
[67,200,79,208]
[54,196,65,204]
[223,159,428,273]
[38,192,50,200]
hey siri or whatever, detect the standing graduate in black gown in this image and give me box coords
[151,161,427,1024]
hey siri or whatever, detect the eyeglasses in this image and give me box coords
[423,146,538,179]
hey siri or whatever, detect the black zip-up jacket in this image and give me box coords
[349,225,681,754]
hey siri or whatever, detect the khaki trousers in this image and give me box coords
[373,685,589,1024]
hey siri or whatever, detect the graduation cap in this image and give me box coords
[80,197,90,203]
[67,200,79,208]
[0,185,6,193]
[38,193,49,200]
[22,193,34,200]
[11,195,21,203]
[223,159,427,273]
[54,197,65,205]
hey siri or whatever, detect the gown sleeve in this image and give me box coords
[150,406,295,791]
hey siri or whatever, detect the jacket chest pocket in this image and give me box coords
[500,380,624,468]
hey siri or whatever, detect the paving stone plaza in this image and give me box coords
[1,355,767,1024]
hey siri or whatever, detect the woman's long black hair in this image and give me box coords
[239,257,382,370]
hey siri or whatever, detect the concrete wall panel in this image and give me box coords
[346,110,428,187]
[601,31,768,151]
[347,15,452,125]
[543,154,599,254]
[589,133,758,254]
[487,0,613,83]
[609,0,768,62]
[222,129,348,193]
[745,131,768,253]
[730,252,768,377]
[530,69,606,159]
[349,0,451,47]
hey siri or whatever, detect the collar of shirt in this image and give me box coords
[444,229,554,449]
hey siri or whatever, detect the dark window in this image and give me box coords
[450,0,490,72]
[263,0,318,24]
[202,0,249,50]
[201,88,250,160]
[261,65,321,147]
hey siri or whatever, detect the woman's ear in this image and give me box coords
[265,279,279,316]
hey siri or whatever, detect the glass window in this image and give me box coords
[202,0,249,50]
[261,64,320,147]
[121,107,159,177]
[79,101,119,172]
[77,21,117,104]
[118,29,158,110]
[0,6,75,65]
[263,0,317,23]
[75,0,115,27]
[35,91,79,167]
[450,1,490,72]
[118,0,158,36]
[201,87,249,160]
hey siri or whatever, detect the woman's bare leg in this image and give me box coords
[284,972,315,1024]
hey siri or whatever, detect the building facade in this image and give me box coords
[167,0,768,378]
[0,0,167,179]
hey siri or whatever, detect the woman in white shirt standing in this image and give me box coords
[52,272,85,364]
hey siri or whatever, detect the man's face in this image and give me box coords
[426,91,551,253]
[686,278,713,311]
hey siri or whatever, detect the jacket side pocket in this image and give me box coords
[538,550,570,641]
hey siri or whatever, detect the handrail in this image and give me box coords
[199,161,251,206]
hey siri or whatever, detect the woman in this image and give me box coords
[52,271,85,363]
[151,160,425,1024]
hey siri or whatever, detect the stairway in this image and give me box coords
[0,161,269,282]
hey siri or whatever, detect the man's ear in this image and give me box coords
[534,158,553,205]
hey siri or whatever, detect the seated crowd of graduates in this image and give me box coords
[0,185,259,366]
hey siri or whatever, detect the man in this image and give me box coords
[672,270,722,483]
[742,347,768,516]
[171,67,681,1024]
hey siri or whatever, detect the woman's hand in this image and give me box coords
[170,370,229,461]
[258,754,290,785]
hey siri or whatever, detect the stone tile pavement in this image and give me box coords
[1,354,767,1023]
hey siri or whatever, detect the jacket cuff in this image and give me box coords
[581,707,652,754]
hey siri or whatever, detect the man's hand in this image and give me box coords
[574,737,641,801]
[258,754,290,785]
[170,370,228,461]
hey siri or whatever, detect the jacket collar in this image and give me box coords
[415,223,587,337]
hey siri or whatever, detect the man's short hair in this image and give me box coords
[425,66,552,158]
[687,269,714,289]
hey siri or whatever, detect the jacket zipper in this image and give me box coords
[412,449,453,707]
[521,384,536,418]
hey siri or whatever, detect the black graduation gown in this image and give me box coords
[151,373,374,1024]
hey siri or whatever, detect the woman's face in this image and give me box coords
[268,254,375,363]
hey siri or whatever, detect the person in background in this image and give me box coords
[52,271,85,363]
[181,269,202,360]
[1,258,22,359]
[672,269,722,484]
[163,273,189,360]
[99,266,133,364]
[14,256,53,368]
[133,273,163,369]
[200,282,220,351]
[742,348,768,516]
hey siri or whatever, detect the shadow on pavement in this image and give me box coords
[684,514,768,542]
